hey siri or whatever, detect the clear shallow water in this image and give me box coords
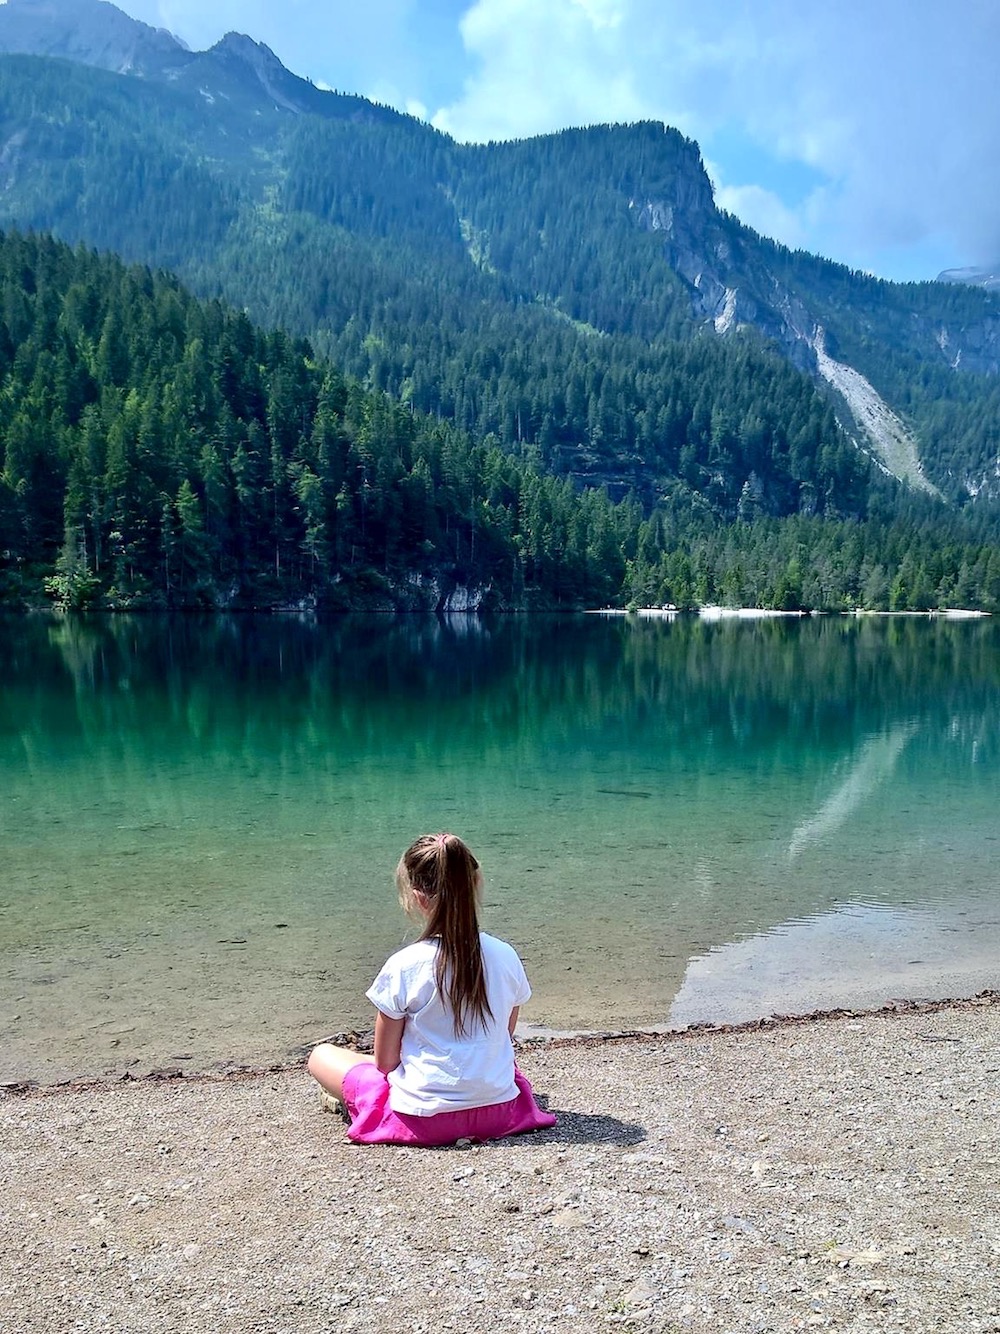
[1,612,998,1083]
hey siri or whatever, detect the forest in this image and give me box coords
[2,232,1000,612]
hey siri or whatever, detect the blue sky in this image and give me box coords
[116,0,1000,284]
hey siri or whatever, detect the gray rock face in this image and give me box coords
[637,175,1000,379]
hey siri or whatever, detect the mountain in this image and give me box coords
[0,0,999,537]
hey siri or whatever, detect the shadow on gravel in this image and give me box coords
[528,1109,646,1146]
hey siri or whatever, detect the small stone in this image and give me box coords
[826,1246,855,1264]
[623,1277,658,1307]
[850,1248,886,1267]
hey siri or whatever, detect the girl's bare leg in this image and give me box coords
[307,1043,377,1103]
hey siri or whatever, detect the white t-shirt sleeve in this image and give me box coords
[366,942,440,1020]
[366,954,410,1020]
[512,954,531,1007]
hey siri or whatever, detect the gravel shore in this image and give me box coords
[3,995,999,1333]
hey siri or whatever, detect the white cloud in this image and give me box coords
[432,0,654,142]
[571,0,625,29]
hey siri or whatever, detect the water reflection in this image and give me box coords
[787,721,919,861]
[2,612,998,760]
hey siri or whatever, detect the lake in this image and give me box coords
[1,611,997,1084]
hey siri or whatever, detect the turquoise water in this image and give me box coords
[1,612,998,1083]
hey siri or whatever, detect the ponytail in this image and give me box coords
[396,833,493,1036]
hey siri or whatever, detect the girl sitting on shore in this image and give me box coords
[308,832,556,1146]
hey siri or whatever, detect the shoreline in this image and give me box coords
[3,991,998,1332]
[5,987,997,1098]
[589,605,992,619]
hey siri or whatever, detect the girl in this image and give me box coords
[307,832,556,1146]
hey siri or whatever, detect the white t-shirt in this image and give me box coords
[366,932,532,1116]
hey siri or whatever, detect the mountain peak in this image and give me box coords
[0,0,187,72]
[212,31,279,63]
[206,29,326,115]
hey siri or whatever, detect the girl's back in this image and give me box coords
[368,931,530,1115]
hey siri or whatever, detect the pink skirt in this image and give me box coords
[341,1063,557,1146]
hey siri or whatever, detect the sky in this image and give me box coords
[113,0,1000,283]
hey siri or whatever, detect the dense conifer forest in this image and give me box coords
[2,232,1000,612]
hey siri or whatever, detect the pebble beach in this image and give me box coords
[3,993,999,1333]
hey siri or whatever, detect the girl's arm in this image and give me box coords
[508,1005,520,1036]
[374,1010,405,1074]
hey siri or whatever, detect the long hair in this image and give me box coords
[396,833,493,1037]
